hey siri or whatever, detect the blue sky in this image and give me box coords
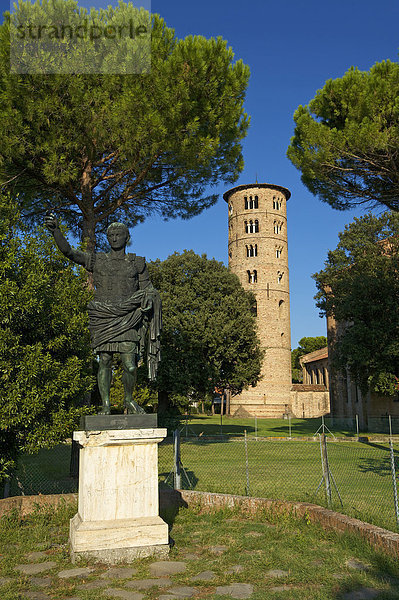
[3,0,399,347]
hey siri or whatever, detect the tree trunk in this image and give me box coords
[81,215,97,252]
[157,390,170,415]
[225,388,231,416]
[80,160,97,252]
[81,215,96,289]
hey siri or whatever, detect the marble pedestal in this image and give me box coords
[70,428,169,563]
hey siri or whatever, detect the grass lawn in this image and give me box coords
[171,414,390,439]
[159,438,399,533]
[9,443,76,497]
[10,416,399,534]
[1,502,399,599]
[172,414,351,438]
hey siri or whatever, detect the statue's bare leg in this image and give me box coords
[120,351,145,414]
[98,352,112,414]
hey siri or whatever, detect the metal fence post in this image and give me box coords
[255,416,258,441]
[244,429,250,496]
[322,433,332,508]
[173,429,181,490]
[389,437,399,529]
[356,414,359,440]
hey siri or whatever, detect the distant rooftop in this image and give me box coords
[299,347,328,365]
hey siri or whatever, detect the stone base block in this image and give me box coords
[70,513,169,564]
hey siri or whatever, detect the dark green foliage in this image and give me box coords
[148,251,262,405]
[291,336,327,382]
[287,60,399,212]
[313,212,399,395]
[0,0,250,249]
[109,362,157,413]
[0,194,95,482]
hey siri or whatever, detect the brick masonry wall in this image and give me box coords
[290,390,330,418]
[224,184,292,416]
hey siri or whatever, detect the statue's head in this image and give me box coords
[107,222,130,249]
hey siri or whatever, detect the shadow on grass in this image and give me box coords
[159,489,189,529]
[358,456,392,476]
[159,469,198,492]
[11,444,78,496]
[178,423,255,437]
[269,421,355,438]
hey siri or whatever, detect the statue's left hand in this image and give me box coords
[45,211,59,232]
[141,297,153,313]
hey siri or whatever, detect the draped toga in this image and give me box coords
[83,252,161,381]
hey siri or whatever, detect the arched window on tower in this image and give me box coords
[254,220,259,233]
[274,221,282,234]
[244,220,249,233]
[278,299,284,318]
[247,270,257,283]
[247,244,258,257]
[249,220,253,233]
[276,246,282,258]
[245,195,259,210]
[277,271,284,284]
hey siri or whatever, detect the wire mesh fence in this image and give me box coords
[5,442,78,497]
[4,415,399,534]
[162,414,399,440]
[165,434,399,533]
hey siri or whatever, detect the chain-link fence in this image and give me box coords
[4,442,78,498]
[161,414,399,440]
[4,416,399,533]
[159,432,399,533]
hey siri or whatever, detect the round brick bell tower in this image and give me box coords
[224,183,292,417]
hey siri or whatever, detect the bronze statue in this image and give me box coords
[45,214,161,415]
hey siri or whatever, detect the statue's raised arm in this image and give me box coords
[44,212,92,270]
[44,215,161,416]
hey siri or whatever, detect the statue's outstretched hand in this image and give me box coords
[45,212,58,232]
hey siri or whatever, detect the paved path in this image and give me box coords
[7,533,394,600]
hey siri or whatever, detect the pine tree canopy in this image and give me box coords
[0,0,250,249]
[287,60,399,212]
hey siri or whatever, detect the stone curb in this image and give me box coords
[161,489,399,560]
[1,489,399,560]
[0,493,77,518]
